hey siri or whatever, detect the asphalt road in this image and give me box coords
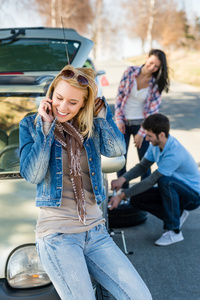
[96,59,200,300]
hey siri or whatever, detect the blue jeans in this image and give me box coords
[36,224,152,300]
[130,176,200,230]
[117,124,150,188]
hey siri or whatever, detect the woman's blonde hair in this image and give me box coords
[46,64,97,138]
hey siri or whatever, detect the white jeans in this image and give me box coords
[36,224,152,300]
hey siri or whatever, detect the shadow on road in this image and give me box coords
[160,91,200,130]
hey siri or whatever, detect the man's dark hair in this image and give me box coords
[143,113,170,138]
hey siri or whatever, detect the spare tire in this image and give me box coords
[108,200,147,228]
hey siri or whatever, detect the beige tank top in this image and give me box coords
[35,131,104,238]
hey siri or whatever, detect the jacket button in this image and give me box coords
[89,158,92,161]
[92,172,95,175]
[95,186,97,190]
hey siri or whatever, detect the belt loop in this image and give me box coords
[97,224,101,231]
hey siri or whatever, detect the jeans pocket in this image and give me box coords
[43,232,65,244]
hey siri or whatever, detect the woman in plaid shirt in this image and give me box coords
[115,49,170,188]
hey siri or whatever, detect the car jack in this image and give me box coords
[109,229,133,255]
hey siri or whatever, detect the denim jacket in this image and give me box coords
[19,102,126,207]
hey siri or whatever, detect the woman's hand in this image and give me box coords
[117,122,126,134]
[134,134,144,149]
[111,177,126,192]
[38,98,54,123]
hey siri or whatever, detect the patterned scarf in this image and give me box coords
[54,119,86,224]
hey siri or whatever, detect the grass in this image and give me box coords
[126,49,200,88]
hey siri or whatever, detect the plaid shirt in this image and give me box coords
[115,65,161,136]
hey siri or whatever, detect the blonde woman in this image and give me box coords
[19,65,152,300]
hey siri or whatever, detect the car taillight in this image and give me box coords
[0,72,24,75]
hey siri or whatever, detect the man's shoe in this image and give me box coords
[155,230,184,246]
[180,210,189,228]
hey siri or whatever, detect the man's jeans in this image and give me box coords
[130,176,200,230]
[117,124,150,188]
[36,224,152,300]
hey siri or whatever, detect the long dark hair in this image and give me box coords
[148,49,170,94]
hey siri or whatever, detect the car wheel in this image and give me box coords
[108,200,148,228]
[95,283,111,299]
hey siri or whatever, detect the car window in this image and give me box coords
[0,39,80,72]
[83,59,93,69]
[0,95,39,174]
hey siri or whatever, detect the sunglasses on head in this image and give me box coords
[61,69,89,87]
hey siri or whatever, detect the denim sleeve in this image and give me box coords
[19,115,55,184]
[93,101,126,157]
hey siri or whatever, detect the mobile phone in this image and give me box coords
[46,92,53,114]
[46,103,52,114]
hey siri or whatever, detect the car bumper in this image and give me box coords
[0,279,60,299]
